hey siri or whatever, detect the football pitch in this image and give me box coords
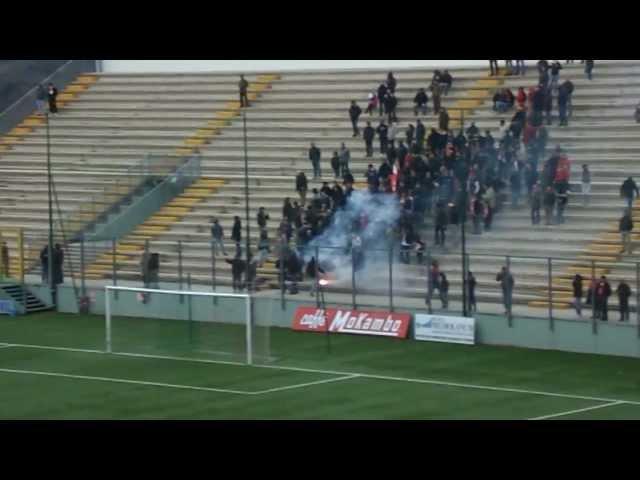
[1,312,640,420]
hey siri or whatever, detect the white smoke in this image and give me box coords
[304,190,402,286]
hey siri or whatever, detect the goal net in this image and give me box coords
[104,286,271,365]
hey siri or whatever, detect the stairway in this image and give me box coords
[0,284,52,313]
[82,178,226,279]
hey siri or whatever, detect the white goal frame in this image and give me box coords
[104,285,254,365]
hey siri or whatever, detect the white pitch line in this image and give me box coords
[3,341,640,406]
[529,401,626,420]
[0,367,252,396]
[253,374,360,395]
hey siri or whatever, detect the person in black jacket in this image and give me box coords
[434,202,448,247]
[617,281,632,322]
[231,216,242,253]
[330,151,340,178]
[572,273,584,317]
[620,209,634,254]
[620,177,639,210]
[594,276,612,321]
[376,121,389,154]
[47,83,59,114]
[238,75,249,107]
[414,88,429,116]
[585,60,594,80]
[363,122,375,157]
[306,256,326,297]
[415,119,426,152]
[53,243,64,286]
[296,171,308,205]
[377,82,388,116]
[384,93,398,123]
[256,207,270,232]
[386,72,397,93]
[349,100,362,137]
[308,143,321,179]
[441,70,453,95]
[226,253,246,292]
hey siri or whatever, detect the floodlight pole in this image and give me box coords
[46,113,54,306]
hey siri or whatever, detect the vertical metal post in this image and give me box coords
[548,257,554,331]
[461,183,468,318]
[243,113,251,279]
[426,250,432,313]
[80,234,86,299]
[46,113,54,305]
[178,240,183,304]
[211,241,217,305]
[591,259,597,334]
[187,272,193,344]
[506,255,512,327]
[388,244,394,312]
[314,245,320,308]
[112,237,118,300]
[636,262,640,337]
[351,250,357,310]
[279,243,285,310]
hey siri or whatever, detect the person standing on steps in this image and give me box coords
[439,273,449,310]
[377,82,388,117]
[388,122,398,149]
[36,84,47,114]
[415,119,426,153]
[431,82,443,115]
[496,266,515,317]
[594,276,612,321]
[414,88,429,116]
[210,218,227,256]
[434,202,448,247]
[439,108,449,131]
[308,142,321,179]
[621,177,639,210]
[585,60,595,80]
[363,121,375,158]
[330,151,340,179]
[295,171,308,206]
[619,209,634,255]
[617,281,632,322]
[231,216,242,255]
[543,186,556,225]
[338,143,350,177]
[581,165,591,207]
[349,100,362,137]
[47,83,58,114]
[572,273,584,317]
[376,120,389,154]
[238,75,249,107]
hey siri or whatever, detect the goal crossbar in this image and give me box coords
[104,285,254,364]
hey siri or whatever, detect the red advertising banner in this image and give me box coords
[292,306,411,339]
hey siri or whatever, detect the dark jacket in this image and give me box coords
[572,276,583,298]
[363,126,375,143]
[308,146,321,163]
[617,283,632,302]
[621,179,639,199]
[226,257,246,278]
[414,91,428,105]
[349,104,362,120]
[496,271,515,291]
[376,124,388,141]
[296,174,308,192]
[231,221,242,242]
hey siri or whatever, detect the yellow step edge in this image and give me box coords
[216,111,237,120]
[75,75,98,84]
[184,137,206,146]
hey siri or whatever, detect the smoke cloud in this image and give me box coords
[303,190,402,287]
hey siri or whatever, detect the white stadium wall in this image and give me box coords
[100,60,508,73]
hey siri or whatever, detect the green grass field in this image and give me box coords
[1,311,640,419]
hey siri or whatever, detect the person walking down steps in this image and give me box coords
[239,75,249,107]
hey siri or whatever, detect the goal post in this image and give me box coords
[104,285,258,365]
